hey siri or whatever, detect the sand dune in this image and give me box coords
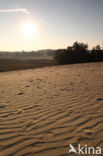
[0,62,103,156]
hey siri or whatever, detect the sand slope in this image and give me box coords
[0,62,103,156]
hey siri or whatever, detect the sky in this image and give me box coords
[0,0,103,51]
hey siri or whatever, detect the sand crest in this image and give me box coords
[0,62,103,156]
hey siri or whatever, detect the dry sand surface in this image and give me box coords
[0,62,103,156]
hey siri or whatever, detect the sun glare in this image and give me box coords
[22,22,35,37]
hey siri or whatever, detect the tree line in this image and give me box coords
[54,41,103,64]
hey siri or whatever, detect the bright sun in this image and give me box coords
[23,22,35,37]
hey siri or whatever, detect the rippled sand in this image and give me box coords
[0,62,103,156]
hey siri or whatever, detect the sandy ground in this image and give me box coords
[0,62,103,156]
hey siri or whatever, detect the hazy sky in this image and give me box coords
[0,0,103,51]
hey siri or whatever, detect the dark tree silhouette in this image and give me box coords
[54,42,103,64]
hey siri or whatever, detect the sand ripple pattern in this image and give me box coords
[0,62,103,156]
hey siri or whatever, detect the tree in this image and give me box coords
[95,45,101,50]
[54,41,103,65]
[72,41,88,52]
